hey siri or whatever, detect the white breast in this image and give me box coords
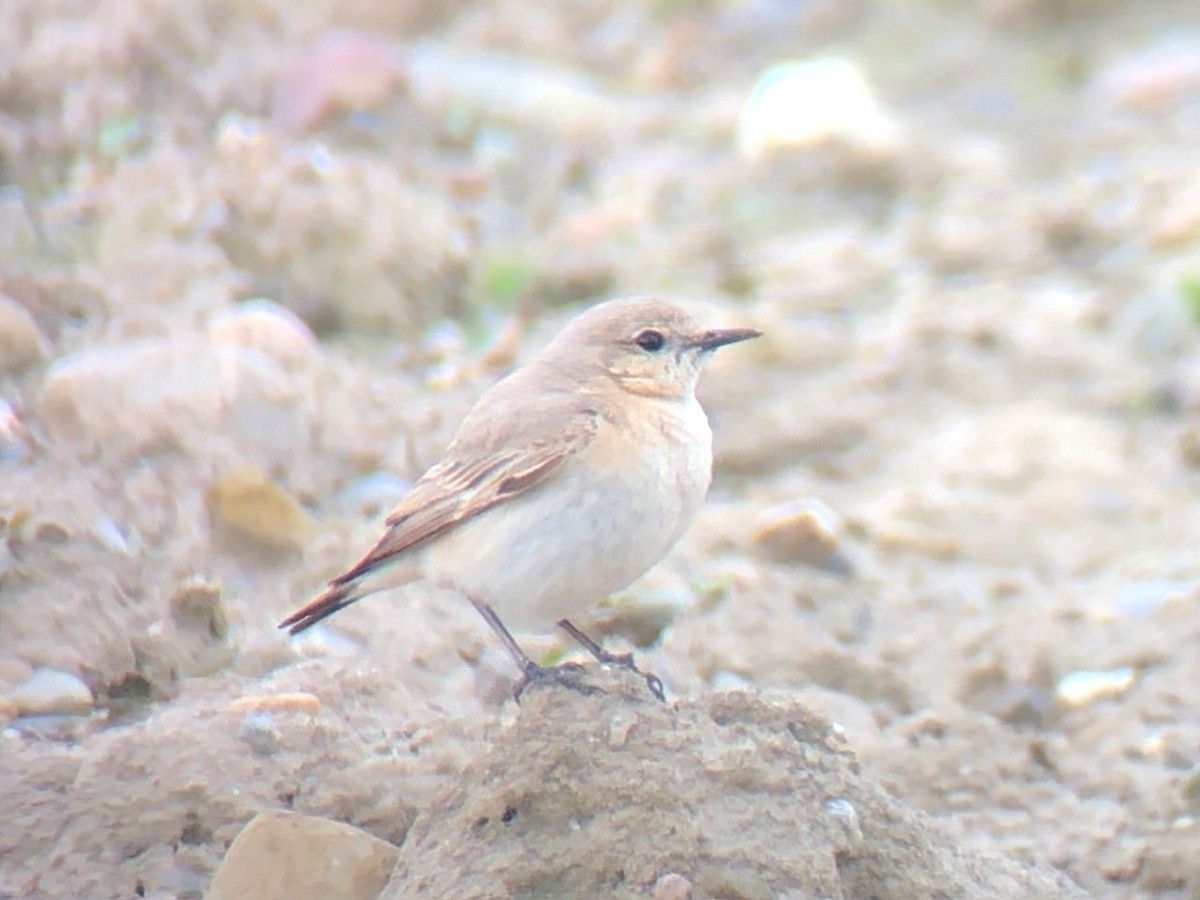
[425,395,713,630]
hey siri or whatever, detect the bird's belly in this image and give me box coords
[425,450,707,631]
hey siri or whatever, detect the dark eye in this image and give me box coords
[634,329,666,352]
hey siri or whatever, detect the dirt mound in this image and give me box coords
[385,667,1080,899]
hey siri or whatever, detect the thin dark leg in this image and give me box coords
[471,598,537,673]
[470,599,598,701]
[557,619,665,702]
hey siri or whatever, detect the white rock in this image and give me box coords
[1056,667,1137,707]
[208,299,317,368]
[737,57,901,161]
[5,668,93,716]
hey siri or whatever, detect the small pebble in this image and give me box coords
[0,398,31,461]
[4,712,103,743]
[207,466,317,551]
[653,872,693,900]
[169,577,229,636]
[1178,428,1200,468]
[606,708,638,749]
[407,41,631,138]
[1096,40,1200,116]
[237,712,282,756]
[709,670,752,692]
[0,658,33,691]
[207,810,398,900]
[0,293,45,373]
[697,868,773,900]
[823,796,863,847]
[1182,771,1200,814]
[335,471,411,518]
[1110,580,1192,619]
[5,668,93,716]
[208,300,318,369]
[737,57,900,161]
[288,626,365,658]
[1056,667,1136,707]
[90,515,133,555]
[869,521,960,560]
[228,692,322,715]
[750,498,851,573]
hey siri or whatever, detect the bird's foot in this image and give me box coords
[596,650,666,703]
[513,661,605,703]
[556,620,666,702]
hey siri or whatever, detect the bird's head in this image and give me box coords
[543,296,760,401]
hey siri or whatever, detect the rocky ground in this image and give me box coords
[4,0,1200,897]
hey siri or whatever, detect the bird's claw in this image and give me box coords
[583,647,666,702]
[513,661,604,703]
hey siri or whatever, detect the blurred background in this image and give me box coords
[3,0,1200,896]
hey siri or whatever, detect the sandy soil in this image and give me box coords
[3,0,1200,896]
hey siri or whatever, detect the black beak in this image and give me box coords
[692,327,762,352]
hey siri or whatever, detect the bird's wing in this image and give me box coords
[278,372,603,636]
[329,400,600,587]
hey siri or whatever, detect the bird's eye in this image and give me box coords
[634,329,666,352]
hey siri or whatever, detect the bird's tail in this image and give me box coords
[278,578,365,635]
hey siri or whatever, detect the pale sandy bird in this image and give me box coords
[279,296,759,698]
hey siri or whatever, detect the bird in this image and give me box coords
[279,296,760,699]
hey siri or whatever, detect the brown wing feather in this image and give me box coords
[277,427,595,638]
[278,401,598,634]
[334,420,594,585]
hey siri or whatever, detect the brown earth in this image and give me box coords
[3,0,1200,897]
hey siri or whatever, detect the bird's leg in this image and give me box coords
[469,599,600,701]
[557,619,666,702]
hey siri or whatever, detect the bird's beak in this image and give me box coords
[691,327,762,352]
